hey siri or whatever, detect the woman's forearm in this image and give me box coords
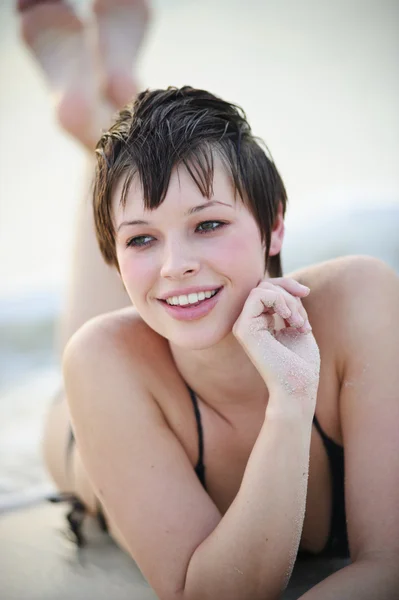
[183,397,313,600]
[298,554,399,599]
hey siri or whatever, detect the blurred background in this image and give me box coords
[0,0,398,511]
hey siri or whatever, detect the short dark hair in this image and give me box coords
[93,86,287,277]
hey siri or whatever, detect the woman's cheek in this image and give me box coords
[215,233,263,277]
[119,253,155,301]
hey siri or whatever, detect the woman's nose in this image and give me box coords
[160,242,200,279]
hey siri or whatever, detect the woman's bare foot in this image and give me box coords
[93,0,150,108]
[18,0,115,150]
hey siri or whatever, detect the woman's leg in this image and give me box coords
[17,0,150,546]
[42,392,129,551]
[93,0,151,108]
[56,162,131,355]
[18,0,151,350]
[54,0,151,350]
[17,0,114,150]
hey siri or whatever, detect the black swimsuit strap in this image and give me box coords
[313,414,331,446]
[187,385,207,490]
[312,414,348,556]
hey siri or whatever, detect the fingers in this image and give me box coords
[257,280,312,332]
[282,295,310,331]
[266,277,310,298]
[239,288,291,325]
[239,287,311,334]
[296,299,311,333]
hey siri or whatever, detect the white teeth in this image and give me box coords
[165,289,218,306]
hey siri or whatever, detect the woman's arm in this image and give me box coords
[297,256,399,599]
[184,407,312,600]
[64,295,317,600]
[298,554,399,599]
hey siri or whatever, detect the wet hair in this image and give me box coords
[93,86,287,277]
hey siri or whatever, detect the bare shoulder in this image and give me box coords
[289,254,396,302]
[289,254,397,321]
[63,306,171,379]
[289,255,398,366]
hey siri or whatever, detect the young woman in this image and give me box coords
[41,86,399,600]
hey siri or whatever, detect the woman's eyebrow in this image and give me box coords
[117,200,233,232]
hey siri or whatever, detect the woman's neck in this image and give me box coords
[169,332,269,420]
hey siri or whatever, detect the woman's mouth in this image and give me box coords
[158,287,223,321]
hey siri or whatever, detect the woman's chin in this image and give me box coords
[166,324,232,351]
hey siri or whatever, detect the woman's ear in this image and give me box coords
[268,203,285,257]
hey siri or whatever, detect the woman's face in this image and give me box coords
[113,160,267,349]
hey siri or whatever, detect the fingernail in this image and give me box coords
[294,315,305,326]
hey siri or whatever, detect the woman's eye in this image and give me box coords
[196,221,226,233]
[126,235,154,248]
[126,221,226,248]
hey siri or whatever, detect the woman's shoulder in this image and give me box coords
[63,308,204,475]
[288,254,394,304]
[63,306,173,383]
[288,254,397,350]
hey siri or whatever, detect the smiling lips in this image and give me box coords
[158,287,223,321]
[165,289,218,307]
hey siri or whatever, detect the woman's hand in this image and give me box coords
[232,277,320,416]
